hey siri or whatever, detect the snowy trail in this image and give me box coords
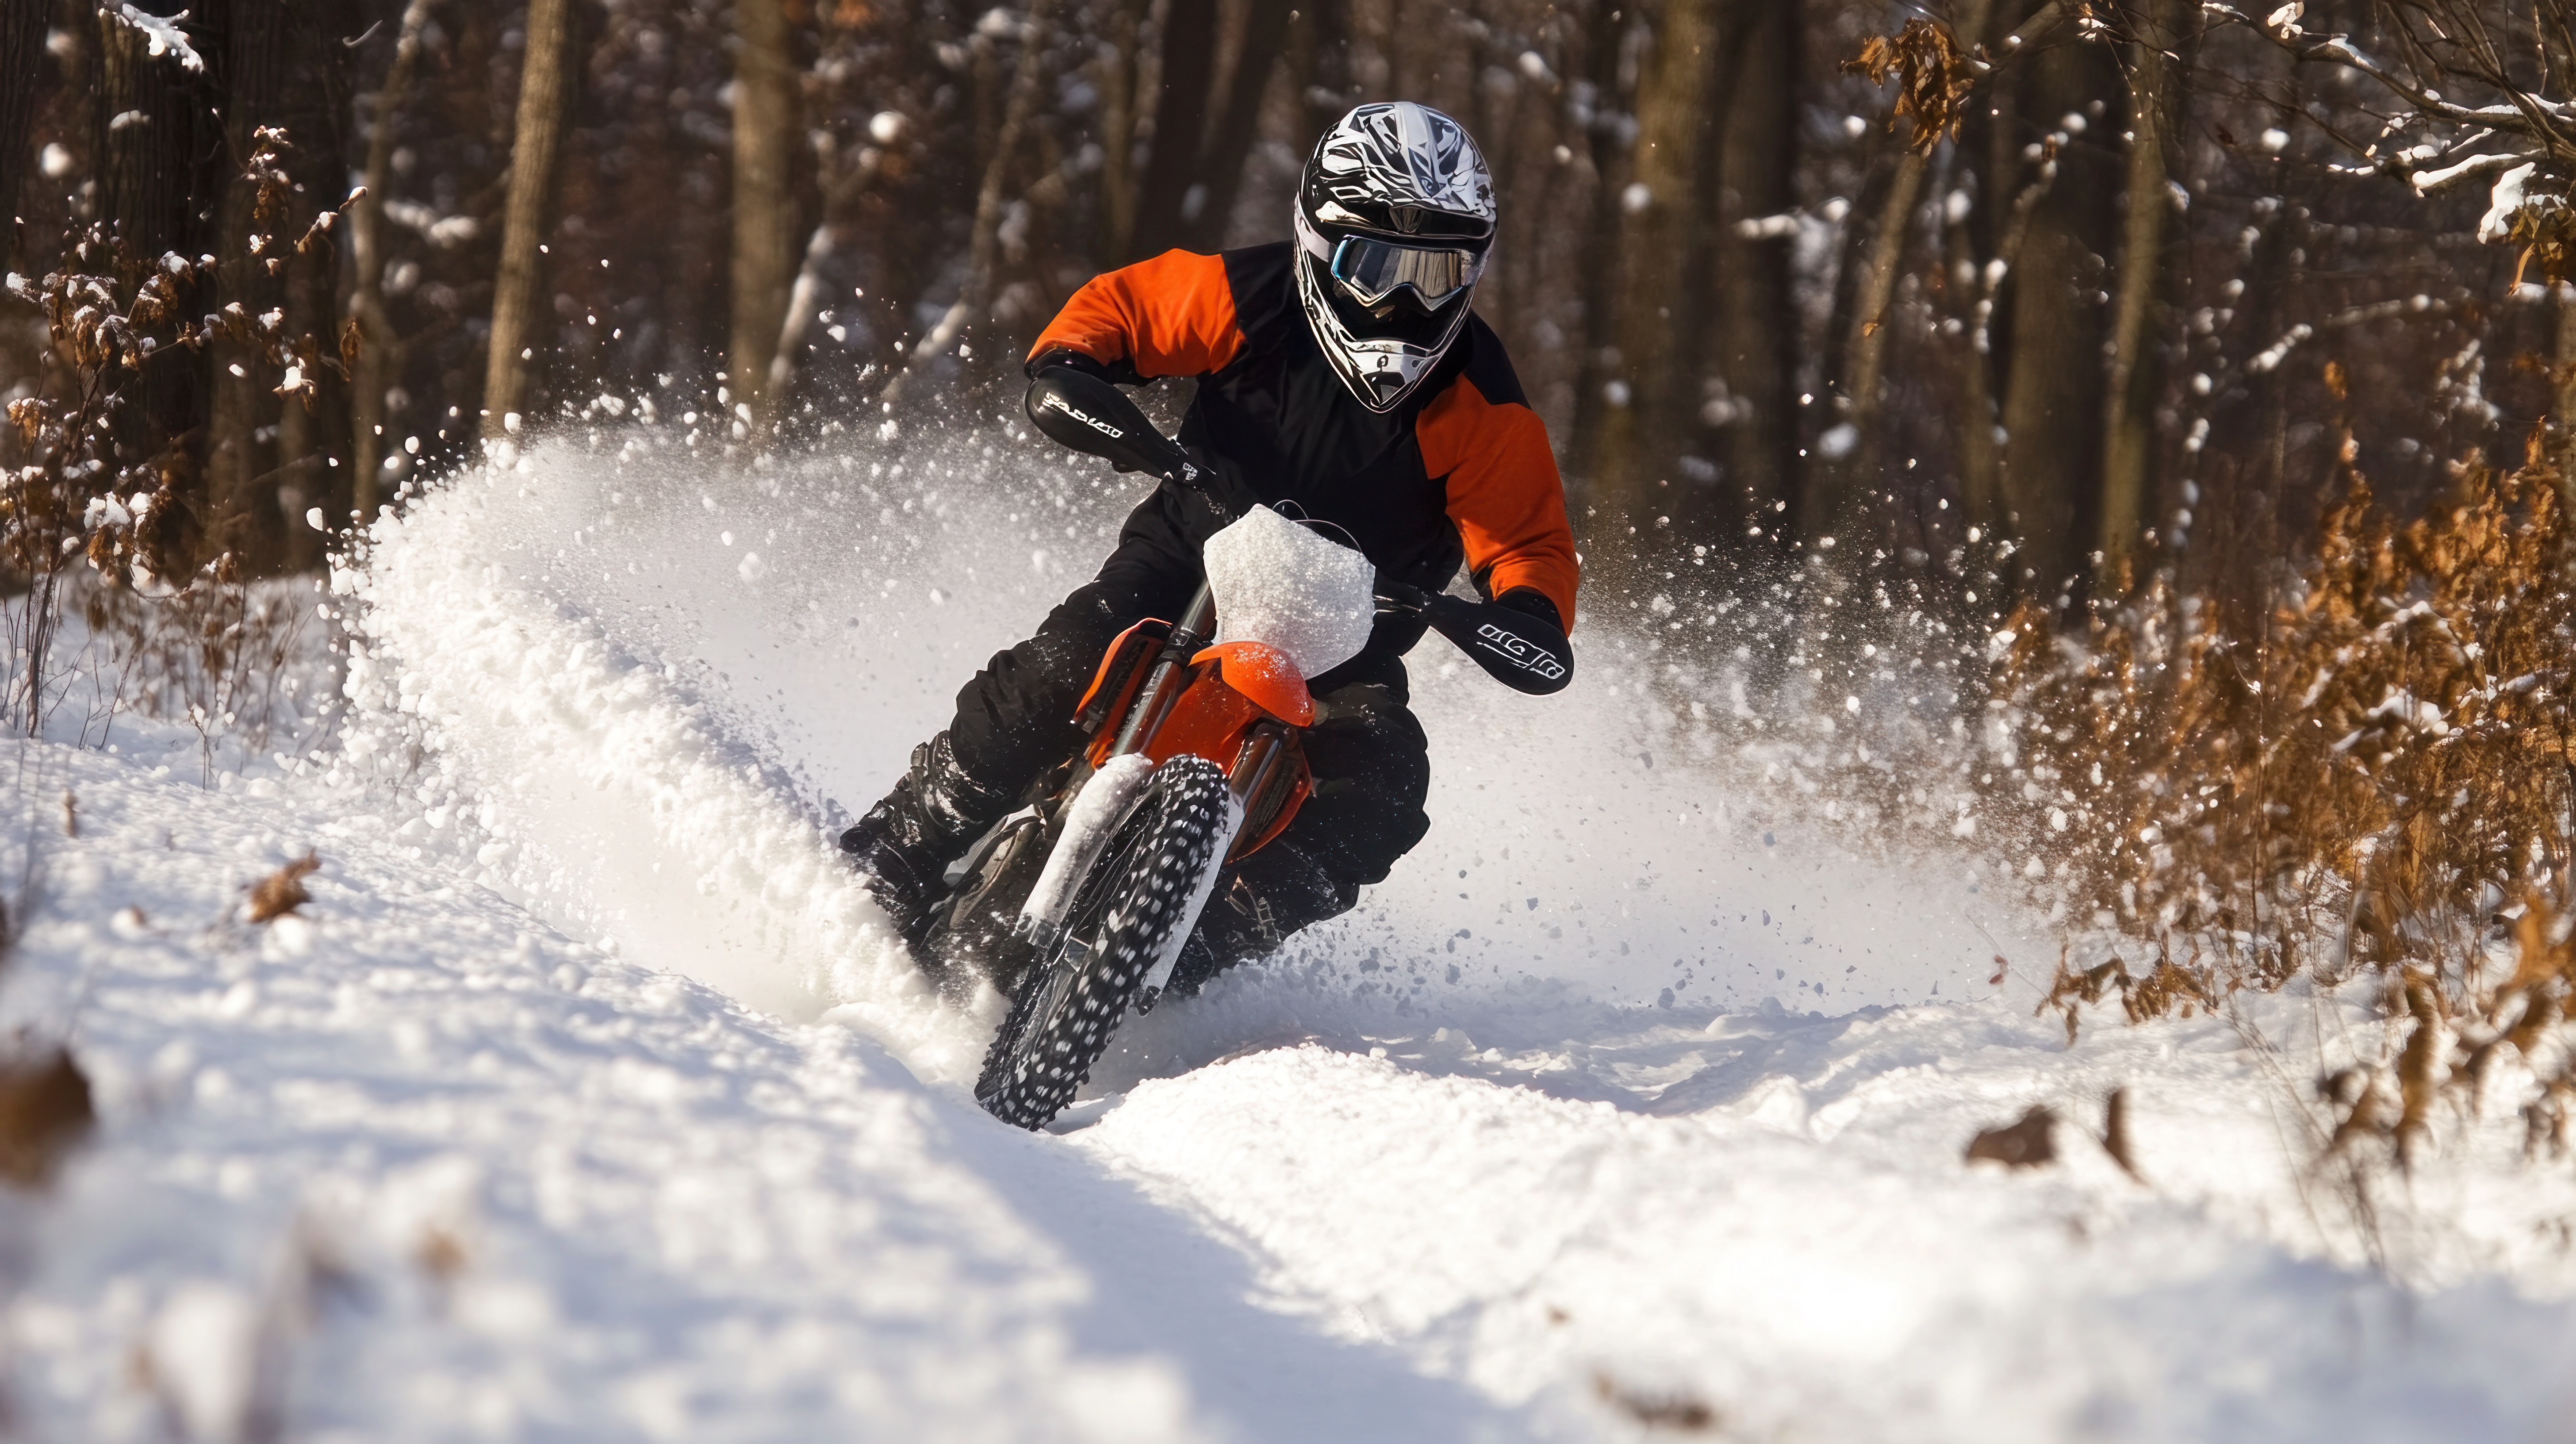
[12,425,2576,1439]
[4,743,1518,1442]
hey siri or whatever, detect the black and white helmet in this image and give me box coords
[1293,102,1496,412]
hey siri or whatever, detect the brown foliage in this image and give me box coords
[1999,430,2576,1166]
[2,129,355,595]
[1843,19,1981,155]
[2507,197,2576,288]
[246,852,322,923]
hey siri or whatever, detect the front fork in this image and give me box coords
[1106,582,1217,760]
[1104,580,1291,834]
[1014,583,1290,952]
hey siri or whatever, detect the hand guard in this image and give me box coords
[1024,365,1209,489]
[1375,580,1574,696]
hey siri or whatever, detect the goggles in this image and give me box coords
[1328,235,1480,309]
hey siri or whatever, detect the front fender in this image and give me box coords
[1190,641,1314,727]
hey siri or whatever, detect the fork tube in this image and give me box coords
[1230,727,1282,806]
[1110,581,1216,758]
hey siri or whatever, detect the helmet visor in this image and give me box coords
[1329,235,1479,309]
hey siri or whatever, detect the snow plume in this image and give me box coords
[337,415,2035,1063]
[331,430,1031,1075]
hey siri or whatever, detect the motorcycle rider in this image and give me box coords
[842,100,1578,992]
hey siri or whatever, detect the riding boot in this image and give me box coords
[840,732,1015,940]
[1162,839,1360,999]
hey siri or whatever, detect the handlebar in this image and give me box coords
[1025,365,1573,697]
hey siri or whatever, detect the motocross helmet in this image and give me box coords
[1293,102,1495,412]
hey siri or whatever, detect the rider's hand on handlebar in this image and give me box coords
[1024,364,1209,489]
[1372,577,1429,619]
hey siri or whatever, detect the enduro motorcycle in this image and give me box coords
[924,368,1573,1129]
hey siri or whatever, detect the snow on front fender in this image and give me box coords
[1018,753,1156,947]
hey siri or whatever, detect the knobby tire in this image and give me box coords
[974,755,1230,1129]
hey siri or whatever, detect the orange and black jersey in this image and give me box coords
[1027,243,1579,630]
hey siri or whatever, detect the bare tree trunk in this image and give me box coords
[0,0,48,273]
[1997,18,2123,608]
[731,0,797,434]
[1567,0,1638,518]
[1836,156,1924,433]
[351,0,435,524]
[761,137,886,429]
[2097,0,2190,592]
[483,0,575,437]
[2556,289,2576,502]
[1586,0,1714,565]
[1127,0,1215,261]
[1710,0,1795,542]
[207,0,291,572]
[888,0,1054,396]
[1096,0,1150,261]
[278,223,333,571]
[98,0,230,574]
[1184,0,1292,250]
[1293,0,1349,139]
[1809,4,1996,552]
[1951,207,2008,538]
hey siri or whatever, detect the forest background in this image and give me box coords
[9,0,2573,602]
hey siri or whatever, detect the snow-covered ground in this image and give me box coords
[4,423,2572,1441]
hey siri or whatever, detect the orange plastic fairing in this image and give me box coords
[1075,618,1168,723]
[1189,642,1314,727]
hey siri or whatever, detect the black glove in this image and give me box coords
[1383,581,1574,696]
[1493,587,1564,633]
[1373,577,1431,620]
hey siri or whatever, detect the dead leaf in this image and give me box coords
[0,1048,95,1187]
[246,851,322,923]
[1593,1372,1717,1432]
[1966,1105,2058,1168]
[1842,19,1980,155]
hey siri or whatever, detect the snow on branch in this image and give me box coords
[2411,149,2538,195]
[103,5,203,73]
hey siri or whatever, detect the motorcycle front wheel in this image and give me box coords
[973,754,1232,1129]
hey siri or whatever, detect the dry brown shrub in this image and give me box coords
[245,852,321,924]
[3,128,350,743]
[2003,432,2576,1167]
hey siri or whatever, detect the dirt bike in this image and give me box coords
[923,367,1573,1129]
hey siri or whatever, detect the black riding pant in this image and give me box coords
[943,486,1433,940]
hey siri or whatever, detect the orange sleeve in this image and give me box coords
[1417,376,1580,630]
[1027,250,1244,379]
